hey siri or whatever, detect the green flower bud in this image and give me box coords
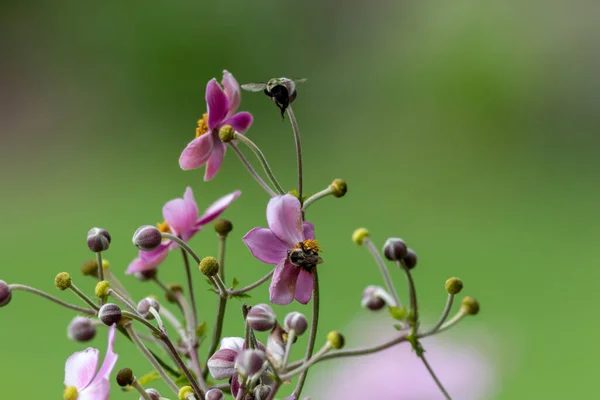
[95,280,110,298]
[352,228,369,245]
[445,277,463,295]
[218,125,235,143]
[178,386,194,400]
[461,296,480,315]
[327,331,345,349]
[214,219,233,236]
[55,272,72,291]
[330,178,347,198]
[116,368,135,387]
[199,256,220,277]
[165,284,183,303]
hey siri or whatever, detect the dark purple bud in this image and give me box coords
[383,238,408,261]
[142,389,161,400]
[284,311,308,336]
[0,280,12,307]
[87,227,111,252]
[137,297,160,319]
[132,225,162,251]
[205,389,225,400]
[67,317,96,342]
[116,368,134,387]
[403,248,418,269]
[253,385,272,400]
[134,269,157,282]
[361,285,393,311]
[99,303,122,326]
[235,349,266,377]
[247,304,276,332]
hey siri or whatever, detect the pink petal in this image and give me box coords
[231,372,241,397]
[269,260,301,305]
[179,134,214,170]
[222,70,241,117]
[204,139,226,181]
[294,269,314,305]
[303,221,315,240]
[197,190,241,226]
[243,227,289,264]
[207,348,239,380]
[224,112,253,134]
[95,324,118,381]
[206,78,229,130]
[180,225,202,243]
[125,258,148,275]
[78,378,110,400]
[266,195,304,246]
[64,348,99,389]
[163,187,199,235]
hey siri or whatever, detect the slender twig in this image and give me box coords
[211,274,228,297]
[69,283,100,311]
[364,238,401,307]
[161,233,201,265]
[286,106,303,201]
[398,261,418,332]
[107,289,137,313]
[424,310,467,336]
[160,306,188,343]
[9,284,95,315]
[229,142,277,197]
[293,271,319,398]
[228,270,274,296]
[233,133,285,195]
[302,186,333,211]
[418,352,452,400]
[427,294,454,335]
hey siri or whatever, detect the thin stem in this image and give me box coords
[364,238,402,307]
[286,106,303,201]
[148,307,165,331]
[107,289,137,313]
[280,343,331,381]
[293,271,319,398]
[233,133,285,195]
[96,252,105,284]
[424,310,467,336]
[160,331,207,397]
[302,186,333,211]
[399,261,419,331]
[189,349,204,389]
[428,294,454,334]
[122,311,162,335]
[211,274,228,297]
[282,329,296,370]
[161,233,201,264]
[180,245,198,334]
[265,382,281,400]
[104,270,134,305]
[160,306,188,343]
[175,292,195,337]
[9,284,95,315]
[69,283,100,311]
[418,352,452,400]
[131,379,153,400]
[230,142,277,197]
[228,270,274,296]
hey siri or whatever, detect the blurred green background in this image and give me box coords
[1,0,599,398]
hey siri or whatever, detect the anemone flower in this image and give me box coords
[180,70,253,180]
[243,194,319,305]
[62,324,118,400]
[126,187,240,274]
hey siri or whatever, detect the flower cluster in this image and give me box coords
[0,70,483,400]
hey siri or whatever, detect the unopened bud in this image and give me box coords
[142,389,161,400]
[214,219,233,236]
[218,125,235,142]
[134,269,157,282]
[253,385,272,400]
[137,297,160,319]
[205,389,224,400]
[116,368,135,387]
[87,227,111,252]
[361,285,393,311]
[133,225,163,251]
[165,284,183,303]
[284,311,308,335]
[235,349,266,377]
[330,178,347,198]
[178,386,194,400]
[383,238,408,261]
[327,331,345,349]
[81,260,98,277]
[95,280,110,298]
[445,277,463,295]
[247,304,276,332]
[55,272,72,291]
[352,228,369,245]
[99,303,122,325]
[402,248,418,269]
[0,280,12,307]
[199,256,219,277]
[67,317,96,342]
[461,296,480,315]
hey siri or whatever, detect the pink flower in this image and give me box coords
[243,194,318,305]
[179,70,253,181]
[63,324,118,400]
[126,187,240,274]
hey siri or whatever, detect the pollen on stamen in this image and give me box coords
[63,386,78,400]
[156,221,171,234]
[195,113,209,138]
[293,239,321,253]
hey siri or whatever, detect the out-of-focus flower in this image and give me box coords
[180,70,253,180]
[243,194,318,305]
[63,324,118,400]
[126,187,240,274]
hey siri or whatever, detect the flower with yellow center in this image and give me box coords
[293,239,321,253]
[195,113,209,138]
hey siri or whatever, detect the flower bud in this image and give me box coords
[199,256,220,277]
[137,297,160,319]
[81,260,99,277]
[214,219,233,236]
[383,238,408,261]
[461,296,480,315]
[218,125,235,142]
[116,368,134,387]
[133,225,163,251]
[330,178,347,198]
[284,311,308,336]
[445,277,463,295]
[235,349,266,377]
[95,280,110,298]
[205,389,224,400]
[361,285,391,311]
[99,303,122,325]
[352,228,369,245]
[164,284,183,303]
[55,272,72,291]
[134,269,157,282]
[178,386,193,400]
[67,317,96,342]
[247,304,276,332]
[253,385,272,400]
[87,227,111,252]
[141,389,161,400]
[0,280,12,307]
[402,248,418,269]
[327,331,345,349]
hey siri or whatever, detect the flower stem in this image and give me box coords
[280,343,331,381]
[229,142,277,197]
[281,329,296,370]
[233,133,285,195]
[9,284,96,315]
[160,330,208,397]
[425,310,467,336]
[418,352,452,400]
[427,294,454,335]
[398,261,418,331]
[364,238,402,307]
[159,305,188,340]
[131,379,153,400]
[228,270,274,296]
[107,288,137,313]
[69,283,100,311]
[286,106,303,201]
[104,269,134,305]
[96,252,105,285]
[302,186,333,211]
[180,245,198,336]
[161,233,201,265]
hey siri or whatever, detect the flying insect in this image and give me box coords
[241,77,307,119]
[287,241,323,272]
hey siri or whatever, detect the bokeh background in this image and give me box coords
[1,0,599,398]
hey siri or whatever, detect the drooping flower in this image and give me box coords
[63,324,118,400]
[243,194,319,305]
[126,187,240,274]
[180,70,253,180]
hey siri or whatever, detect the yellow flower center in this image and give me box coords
[195,113,209,138]
[63,386,78,400]
[156,221,171,234]
[293,239,321,253]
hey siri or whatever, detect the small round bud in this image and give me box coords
[95,280,110,298]
[137,297,160,319]
[253,385,272,400]
[330,178,347,198]
[383,238,408,261]
[87,227,111,252]
[116,368,135,387]
[361,285,390,311]
[99,303,122,325]
[63,386,78,400]
[0,280,12,307]
[218,125,235,142]
[214,219,233,236]
[142,389,161,400]
[247,304,276,332]
[284,311,308,336]
[402,248,418,269]
[134,269,157,282]
[81,260,99,277]
[327,331,345,349]
[68,317,97,342]
[178,386,194,400]
[55,272,72,291]
[461,296,480,315]
[199,256,220,277]
[235,349,266,377]
[445,277,463,295]
[165,284,183,303]
[352,228,369,245]
[133,225,163,251]
[205,389,225,400]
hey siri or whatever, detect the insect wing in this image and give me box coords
[241,82,267,92]
[292,78,307,84]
